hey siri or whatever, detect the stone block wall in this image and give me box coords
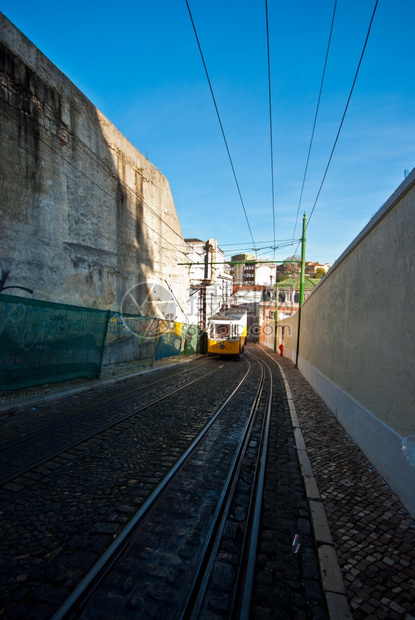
[0,12,189,320]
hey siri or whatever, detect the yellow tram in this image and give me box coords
[207,308,247,356]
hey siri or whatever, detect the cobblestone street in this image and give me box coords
[1,349,415,619]
[266,347,415,620]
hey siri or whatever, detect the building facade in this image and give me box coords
[257,278,319,349]
[305,262,331,277]
[277,278,319,319]
[229,254,255,285]
[230,254,277,287]
[185,239,233,327]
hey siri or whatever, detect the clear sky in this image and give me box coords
[1,1,414,265]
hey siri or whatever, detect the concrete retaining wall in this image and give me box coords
[0,13,189,319]
[277,170,415,516]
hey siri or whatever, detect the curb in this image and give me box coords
[259,346,353,620]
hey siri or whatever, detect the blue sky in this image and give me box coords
[1,1,414,264]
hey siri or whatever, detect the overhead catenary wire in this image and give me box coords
[220,239,297,255]
[219,239,294,247]
[185,0,257,253]
[265,0,276,259]
[252,243,298,259]
[293,0,338,240]
[306,0,379,229]
[222,241,298,259]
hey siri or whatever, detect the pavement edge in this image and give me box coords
[260,346,353,620]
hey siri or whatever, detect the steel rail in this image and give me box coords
[188,349,273,619]
[51,359,253,620]
[182,357,266,619]
[0,362,223,486]
[238,350,273,619]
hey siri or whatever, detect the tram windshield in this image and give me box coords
[216,324,230,338]
[209,322,241,339]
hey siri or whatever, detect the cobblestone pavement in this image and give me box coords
[250,346,328,620]
[0,356,247,619]
[1,349,414,619]
[258,345,415,620]
[0,356,196,420]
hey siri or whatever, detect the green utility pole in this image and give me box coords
[296,213,307,368]
[274,281,278,352]
[299,213,306,306]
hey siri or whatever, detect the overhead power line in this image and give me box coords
[307,0,379,229]
[185,0,257,252]
[220,239,297,257]
[220,238,294,247]
[265,0,276,258]
[224,240,296,253]
[293,0,338,239]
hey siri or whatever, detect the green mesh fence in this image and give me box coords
[104,313,160,365]
[154,321,206,360]
[104,315,206,365]
[180,323,206,357]
[107,312,160,343]
[0,294,110,391]
[106,313,206,361]
[154,321,182,360]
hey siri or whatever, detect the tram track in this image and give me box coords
[0,358,215,445]
[184,350,273,620]
[0,345,329,619]
[51,351,274,619]
[0,359,221,486]
[0,355,252,620]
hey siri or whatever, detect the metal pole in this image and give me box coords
[274,281,278,352]
[295,213,306,368]
[299,213,306,306]
[204,240,210,280]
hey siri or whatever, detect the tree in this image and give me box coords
[276,255,301,281]
[315,267,326,279]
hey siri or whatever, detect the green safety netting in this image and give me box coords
[0,294,110,391]
[180,323,206,357]
[107,312,160,343]
[107,314,206,362]
[154,321,206,360]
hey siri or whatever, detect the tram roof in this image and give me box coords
[208,308,247,322]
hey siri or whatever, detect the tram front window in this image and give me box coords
[217,324,229,338]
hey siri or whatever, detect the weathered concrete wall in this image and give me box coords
[277,170,415,516]
[0,13,189,319]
